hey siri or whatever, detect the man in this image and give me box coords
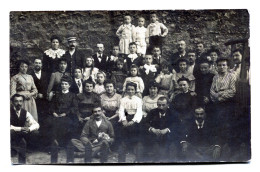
[187,50,196,74]
[152,46,168,66]
[230,49,243,81]
[28,58,48,125]
[193,41,208,78]
[144,96,181,162]
[63,36,85,75]
[180,107,221,161]
[92,43,112,74]
[10,94,40,162]
[170,40,188,72]
[69,105,114,163]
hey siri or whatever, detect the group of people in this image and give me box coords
[10,13,250,163]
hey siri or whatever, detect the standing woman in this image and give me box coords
[42,35,66,77]
[10,60,38,122]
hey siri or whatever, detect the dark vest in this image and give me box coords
[10,108,27,127]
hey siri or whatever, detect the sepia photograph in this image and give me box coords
[9,9,251,164]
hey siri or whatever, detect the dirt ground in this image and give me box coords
[11,149,136,164]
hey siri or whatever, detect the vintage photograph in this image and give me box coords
[9,10,251,164]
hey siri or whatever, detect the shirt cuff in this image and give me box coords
[166,128,171,133]
[214,145,221,148]
[180,141,187,144]
[149,127,153,132]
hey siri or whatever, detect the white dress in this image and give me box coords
[135,26,147,55]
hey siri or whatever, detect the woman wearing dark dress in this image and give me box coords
[43,75,78,147]
[42,35,66,77]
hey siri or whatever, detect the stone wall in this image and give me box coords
[10,10,249,76]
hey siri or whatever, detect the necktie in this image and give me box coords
[77,80,81,88]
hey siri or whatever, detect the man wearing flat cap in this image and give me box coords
[63,36,85,76]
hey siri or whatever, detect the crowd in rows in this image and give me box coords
[10,13,250,163]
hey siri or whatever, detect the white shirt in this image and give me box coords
[96,119,102,128]
[34,70,41,80]
[97,53,103,62]
[195,120,205,129]
[75,78,83,93]
[10,108,40,132]
[118,95,143,123]
[69,49,75,56]
[62,90,69,94]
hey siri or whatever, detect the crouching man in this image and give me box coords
[68,105,114,163]
[10,94,40,163]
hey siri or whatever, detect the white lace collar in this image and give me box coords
[44,48,66,59]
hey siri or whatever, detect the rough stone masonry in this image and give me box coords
[10,10,249,76]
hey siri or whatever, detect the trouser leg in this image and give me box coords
[100,140,109,163]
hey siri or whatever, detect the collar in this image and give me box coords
[75,78,81,82]
[159,112,166,118]
[44,48,66,59]
[97,53,103,57]
[62,90,69,94]
[195,120,205,128]
[13,107,21,114]
[34,70,41,74]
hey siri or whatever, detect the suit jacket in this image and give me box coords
[92,53,111,72]
[152,56,168,66]
[170,52,188,72]
[64,49,85,75]
[182,119,220,147]
[80,117,115,143]
[125,55,143,70]
[29,70,48,98]
[70,78,83,94]
[144,108,182,142]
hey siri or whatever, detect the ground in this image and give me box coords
[11,149,136,164]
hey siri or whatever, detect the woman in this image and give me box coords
[44,75,78,146]
[74,79,101,134]
[47,57,71,101]
[100,80,122,121]
[142,81,163,118]
[42,35,66,76]
[10,60,38,122]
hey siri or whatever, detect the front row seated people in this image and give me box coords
[10,94,40,162]
[143,96,181,162]
[180,107,222,161]
[68,105,114,163]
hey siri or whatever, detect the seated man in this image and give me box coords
[10,94,40,163]
[144,96,181,162]
[180,107,221,162]
[69,105,114,163]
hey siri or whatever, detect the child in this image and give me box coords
[70,67,84,94]
[82,56,99,82]
[123,64,144,98]
[145,13,168,54]
[155,62,174,97]
[125,42,143,70]
[93,71,106,95]
[139,54,159,96]
[135,17,147,57]
[152,46,167,66]
[111,58,128,94]
[116,15,136,58]
[175,58,195,92]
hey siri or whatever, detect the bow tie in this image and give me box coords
[144,64,157,74]
[128,54,138,62]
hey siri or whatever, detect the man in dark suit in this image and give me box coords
[193,41,208,78]
[63,37,85,75]
[92,43,113,76]
[143,96,181,162]
[70,67,83,94]
[68,105,114,163]
[170,40,188,72]
[28,58,49,126]
[180,107,222,161]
